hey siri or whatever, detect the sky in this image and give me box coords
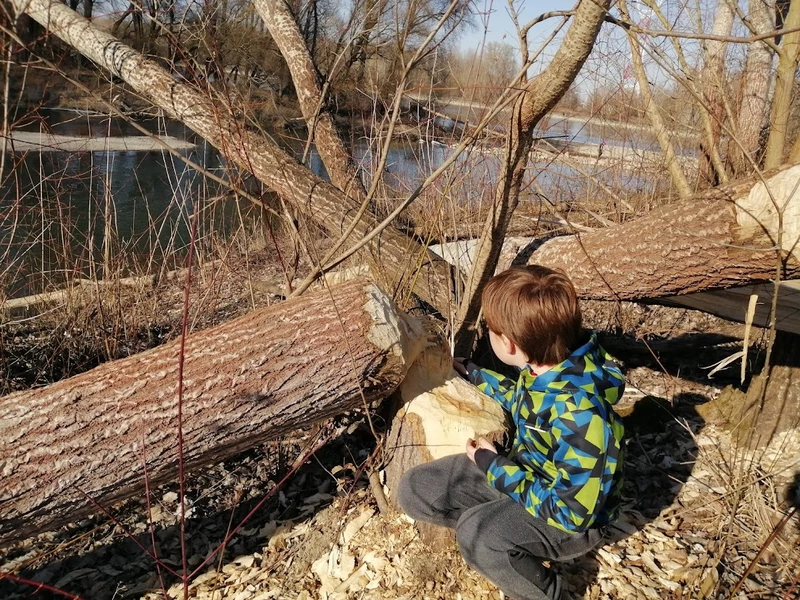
[458,1,575,53]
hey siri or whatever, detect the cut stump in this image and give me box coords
[384,326,507,547]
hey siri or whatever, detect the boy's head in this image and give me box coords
[481,265,582,366]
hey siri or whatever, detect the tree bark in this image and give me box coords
[766,0,800,168]
[453,0,611,356]
[253,0,367,203]
[697,0,735,186]
[11,0,454,315]
[729,0,775,177]
[0,279,426,547]
[619,0,693,199]
[526,164,800,300]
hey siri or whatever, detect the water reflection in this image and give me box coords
[1,108,671,299]
[1,111,266,298]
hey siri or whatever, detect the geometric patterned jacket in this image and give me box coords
[470,331,626,533]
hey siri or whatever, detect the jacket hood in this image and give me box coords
[523,331,625,406]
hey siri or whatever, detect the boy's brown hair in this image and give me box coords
[481,265,582,365]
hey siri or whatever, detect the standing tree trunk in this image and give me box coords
[453,0,611,356]
[729,0,775,177]
[766,0,800,168]
[639,0,728,186]
[254,0,367,203]
[619,0,692,199]
[698,0,735,186]
[0,279,426,548]
[11,0,455,315]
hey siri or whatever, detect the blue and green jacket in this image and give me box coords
[470,332,625,534]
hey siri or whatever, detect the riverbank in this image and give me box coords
[417,94,698,142]
[2,252,796,600]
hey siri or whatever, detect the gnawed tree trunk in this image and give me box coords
[527,164,800,299]
[384,325,506,544]
[453,0,611,356]
[0,279,425,548]
[11,0,454,316]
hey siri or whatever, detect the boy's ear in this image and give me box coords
[501,334,517,355]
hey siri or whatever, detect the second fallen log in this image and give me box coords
[0,279,425,548]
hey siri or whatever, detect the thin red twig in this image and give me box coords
[176,208,199,597]
[0,572,84,599]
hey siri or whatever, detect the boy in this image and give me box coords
[397,266,625,600]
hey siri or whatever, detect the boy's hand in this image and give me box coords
[466,437,496,463]
[454,357,477,378]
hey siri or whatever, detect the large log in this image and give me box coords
[529,164,800,299]
[0,279,425,548]
[10,0,454,315]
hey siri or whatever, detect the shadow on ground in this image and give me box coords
[0,424,375,600]
[558,392,706,598]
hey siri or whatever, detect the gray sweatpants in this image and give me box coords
[397,454,603,600]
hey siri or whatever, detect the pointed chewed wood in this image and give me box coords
[384,326,506,501]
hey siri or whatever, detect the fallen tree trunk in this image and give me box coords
[529,164,800,299]
[10,0,453,315]
[0,279,424,548]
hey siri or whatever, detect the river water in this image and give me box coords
[0,108,672,299]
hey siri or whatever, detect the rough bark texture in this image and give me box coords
[766,0,800,168]
[729,0,775,177]
[0,279,424,547]
[453,0,611,355]
[528,164,800,300]
[11,0,453,315]
[253,0,367,203]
